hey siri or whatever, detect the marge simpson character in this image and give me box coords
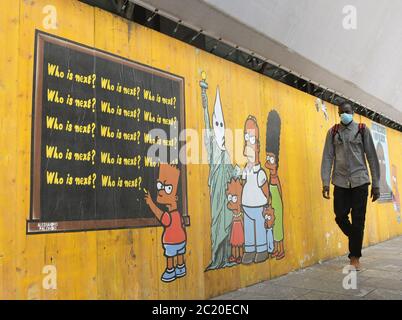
[200,72,241,270]
[144,164,187,282]
[265,110,285,260]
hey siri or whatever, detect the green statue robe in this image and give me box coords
[204,105,239,270]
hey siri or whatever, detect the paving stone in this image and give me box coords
[292,267,368,284]
[295,290,363,300]
[211,236,402,300]
[359,260,402,272]
[359,269,402,280]
[362,277,402,291]
[363,288,402,300]
[237,283,310,300]
[269,273,374,297]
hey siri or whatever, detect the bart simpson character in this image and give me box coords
[226,178,245,264]
[144,164,187,283]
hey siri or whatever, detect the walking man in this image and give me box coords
[321,102,380,270]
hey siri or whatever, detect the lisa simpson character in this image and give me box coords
[226,178,245,264]
[144,164,187,283]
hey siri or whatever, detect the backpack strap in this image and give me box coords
[331,124,340,145]
[330,124,341,156]
[357,123,366,152]
[331,124,340,137]
[354,123,366,138]
[358,123,366,135]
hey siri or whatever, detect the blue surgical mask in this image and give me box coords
[340,113,353,125]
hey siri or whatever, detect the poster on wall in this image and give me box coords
[28,31,188,233]
[371,122,393,202]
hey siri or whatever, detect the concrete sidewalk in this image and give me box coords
[213,236,402,300]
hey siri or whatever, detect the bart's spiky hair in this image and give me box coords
[226,177,242,194]
[266,110,281,166]
[159,163,180,186]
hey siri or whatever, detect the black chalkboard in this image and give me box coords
[28,31,187,233]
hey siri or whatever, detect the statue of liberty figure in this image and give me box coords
[200,71,240,270]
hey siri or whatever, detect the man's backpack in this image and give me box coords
[331,123,366,151]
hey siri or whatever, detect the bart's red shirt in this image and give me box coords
[160,209,187,244]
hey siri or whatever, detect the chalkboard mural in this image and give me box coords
[28,31,188,233]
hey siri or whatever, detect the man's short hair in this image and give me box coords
[339,101,354,111]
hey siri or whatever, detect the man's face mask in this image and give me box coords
[340,112,353,125]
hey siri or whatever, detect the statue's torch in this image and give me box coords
[199,71,208,109]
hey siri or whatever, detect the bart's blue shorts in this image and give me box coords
[163,241,186,257]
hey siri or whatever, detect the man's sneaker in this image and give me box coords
[161,268,176,282]
[175,264,187,278]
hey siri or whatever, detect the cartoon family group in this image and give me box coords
[233,114,284,264]
[200,72,285,270]
[224,113,284,265]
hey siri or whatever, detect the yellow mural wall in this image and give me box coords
[0,0,401,299]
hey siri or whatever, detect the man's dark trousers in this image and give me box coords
[333,183,369,258]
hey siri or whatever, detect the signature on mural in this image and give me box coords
[200,72,285,270]
[144,164,187,282]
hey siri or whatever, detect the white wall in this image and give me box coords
[136,0,402,123]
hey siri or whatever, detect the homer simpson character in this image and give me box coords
[241,115,270,264]
[144,163,187,282]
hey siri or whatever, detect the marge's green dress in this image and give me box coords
[270,184,283,241]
